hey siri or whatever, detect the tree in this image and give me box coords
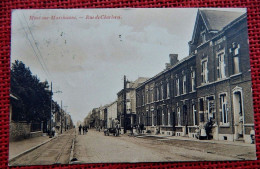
[11,60,52,123]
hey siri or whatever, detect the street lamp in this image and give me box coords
[49,82,62,136]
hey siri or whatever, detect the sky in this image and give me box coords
[11,8,246,124]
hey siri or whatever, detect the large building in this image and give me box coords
[117,76,149,133]
[136,9,254,143]
[106,100,118,128]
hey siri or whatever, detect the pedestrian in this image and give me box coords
[205,118,213,140]
[195,127,200,139]
[250,127,255,144]
[79,124,82,135]
[116,124,119,136]
[82,126,85,135]
[51,126,55,138]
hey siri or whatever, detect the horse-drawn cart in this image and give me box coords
[104,128,119,136]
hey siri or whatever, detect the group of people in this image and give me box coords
[195,118,214,140]
[78,124,88,135]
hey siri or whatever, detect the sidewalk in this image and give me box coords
[9,135,52,160]
[137,134,255,147]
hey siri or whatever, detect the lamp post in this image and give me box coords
[49,81,62,135]
[123,75,127,134]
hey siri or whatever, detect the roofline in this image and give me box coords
[191,9,211,45]
[190,9,200,45]
[136,13,247,90]
[190,9,245,45]
[196,12,247,50]
[136,54,195,90]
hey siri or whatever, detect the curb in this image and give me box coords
[9,136,56,164]
[69,134,75,164]
[139,135,254,147]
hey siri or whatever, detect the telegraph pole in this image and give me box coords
[49,82,52,135]
[123,75,126,133]
[61,100,63,134]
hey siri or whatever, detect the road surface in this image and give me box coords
[9,129,75,166]
[73,129,256,163]
[9,129,256,166]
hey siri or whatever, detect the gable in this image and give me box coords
[190,9,244,46]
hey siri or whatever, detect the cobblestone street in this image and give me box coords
[73,129,256,163]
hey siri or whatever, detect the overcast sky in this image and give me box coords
[11,8,246,124]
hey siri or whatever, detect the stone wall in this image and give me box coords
[10,121,31,141]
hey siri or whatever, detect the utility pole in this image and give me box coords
[61,100,63,134]
[49,82,52,135]
[123,75,127,134]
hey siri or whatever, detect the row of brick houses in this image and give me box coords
[84,9,254,143]
[135,9,254,143]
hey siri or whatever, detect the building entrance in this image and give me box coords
[233,88,244,139]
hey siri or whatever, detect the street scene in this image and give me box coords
[9,8,256,166]
[10,128,255,165]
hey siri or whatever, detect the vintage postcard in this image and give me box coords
[9,8,256,166]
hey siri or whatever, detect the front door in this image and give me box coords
[233,90,244,139]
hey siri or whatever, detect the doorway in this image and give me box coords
[233,88,244,139]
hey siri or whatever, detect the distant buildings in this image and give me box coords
[107,100,118,128]
[117,76,149,132]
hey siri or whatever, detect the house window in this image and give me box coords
[201,31,206,43]
[199,98,204,122]
[151,89,154,103]
[161,85,164,100]
[220,94,228,124]
[192,104,197,126]
[168,109,171,126]
[183,75,187,94]
[233,44,240,74]
[217,51,226,79]
[162,110,165,126]
[157,87,159,101]
[166,82,170,98]
[152,111,154,126]
[201,59,208,84]
[146,90,149,104]
[191,71,196,91]
[176,78,180,96]
[142,92,145,105]
[207,96,215,120]
[177,107,181,126]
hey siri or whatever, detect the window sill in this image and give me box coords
[230,72,242,78]
[220,122,230,127]
[216,77,228,81]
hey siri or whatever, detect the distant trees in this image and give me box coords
[10,60,51,123]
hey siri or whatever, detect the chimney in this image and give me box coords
[165,63,171,69]
[169,54,179,66]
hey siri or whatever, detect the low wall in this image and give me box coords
[30,131,43,138]
[10,122,31,141]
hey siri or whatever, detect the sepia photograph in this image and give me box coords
[9,8,256,166]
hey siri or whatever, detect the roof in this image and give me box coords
[191,9,245,44]
[136,54,195,89]
[130,77,150,88]
[199,9,244,31]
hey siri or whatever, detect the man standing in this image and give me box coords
[79,124,82,135]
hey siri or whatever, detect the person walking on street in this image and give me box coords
[79,124,82,135]
[82,126,84,135]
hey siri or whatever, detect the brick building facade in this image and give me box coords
[136,9,254,143]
